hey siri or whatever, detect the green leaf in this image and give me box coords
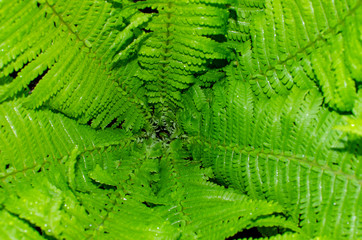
[182,80,361,239]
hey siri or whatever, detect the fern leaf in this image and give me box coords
[0,0,149,130]
[227,0,361,113]
[0,100,127,182]
[311,34,357,111]
[227,0,265,43]
[181,80,361,239]
[240,233,308,240]
[335,90,362,137]
[146,140,300,240]
[0,101,174,239]
[114,0,233,111]
[0,210,45,240]
[1,0,361,239]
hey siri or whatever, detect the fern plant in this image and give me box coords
[0,0,361,239]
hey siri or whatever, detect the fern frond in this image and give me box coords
[1,160,178,240]
[181,80,361,239]
[227,0,265,43]
[115,0,234,110]
[1,0,361,239]
[227,0,361,112]
[0,101,176,239]
[146,140,300,240]
[311,34,357,111]
[335,90,362,137]
[240,232,308,240]
[343,5,362,83]
[336,118,362,137]
[0,100,130,182]
[0,210,45,240]
[0,0,149,130]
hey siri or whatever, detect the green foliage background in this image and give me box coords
[0,0,361,239]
